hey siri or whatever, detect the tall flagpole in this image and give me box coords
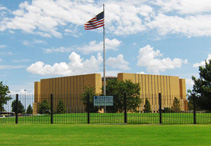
[103,4,106,96]
[103,4,106,113]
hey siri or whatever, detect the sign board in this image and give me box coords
[94,96,113,106]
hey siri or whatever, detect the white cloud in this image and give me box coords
[42,38,121,54]
[106,1,147,35]
[43,47,73,53]
[106,54,130,70]
[137,45,188,74]
[0,58,2,62]
[193,54,211,68]
[0,0,148,37]
[148,0,211,37]
[139,5,154,17]
[147,14,211,37]
[64,27,81,37]
[22,40,32,46]
[0,7,8,11]
[95,70,119,77]
[10,89,27,94]
[1,0,211,37]
[77,38,121,54]
[23,39,46,46]
[0,5,10,18]
[0,52,13,55]
[154,0,211,14]
[0,65,25,69]
[9,82,34,94]
[186,78,194,90]
[0,45,6,48]
[13,59,31,63]
[137,72,146,74]
[27,52,103,76]
[0,0,100,37]
[105,71,119,77]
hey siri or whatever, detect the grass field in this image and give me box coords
[1,113,211,124]
[0,124,211,146]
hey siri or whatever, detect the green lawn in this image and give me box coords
[0,124,211,146]
[0,113,211,124]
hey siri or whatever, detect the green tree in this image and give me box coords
[0,81,12,111]
[105,79,141,113]
[81,80,141,113]
[187,90,201,111]
[11,99,25,114]
[56,99,66,114]
[39,99,50,114]
[162,107,173,113]
[81,86,99,113]
[26,105,33,114]
[189,60,211,111]
[171,97,180,112]
[143,98,151,113]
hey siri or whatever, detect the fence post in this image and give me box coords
[15,94,18,124]
[51,94,53,124]
[87,93,90,124]
[124,92,127,124]
[193,94,196,124]
[159,93,162,124]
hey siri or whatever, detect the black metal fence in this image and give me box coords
[0,93,210,124]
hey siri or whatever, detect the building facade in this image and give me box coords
[117,73,187,112]
[33,73,187,114]
[33,74,102,114]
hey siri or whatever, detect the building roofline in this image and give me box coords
[39,73,102,81]
[117,72,184,79]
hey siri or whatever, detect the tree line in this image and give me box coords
[187,60,211,111]
[82,79,182,113]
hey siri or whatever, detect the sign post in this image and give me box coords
[94,96,113,107]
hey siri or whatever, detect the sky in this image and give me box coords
[0,0,211,94]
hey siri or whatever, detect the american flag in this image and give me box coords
[84,11,104,30]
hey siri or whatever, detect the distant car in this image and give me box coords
[0,111,15,117]
[0,114,4,118]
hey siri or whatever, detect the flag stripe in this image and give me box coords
[84,18,104,28]
[84,11,104,30]
[84,18,104,25]
[84,20,104,27]
[85,22,104,27]
[85,24,104,30]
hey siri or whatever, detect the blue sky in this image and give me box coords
[0,0,211,94]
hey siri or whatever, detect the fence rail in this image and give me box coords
[0,93,210,124]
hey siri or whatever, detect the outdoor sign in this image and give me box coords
[94,96,113,106]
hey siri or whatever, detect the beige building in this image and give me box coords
[33,73,187,114]
[117,73,187,112]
